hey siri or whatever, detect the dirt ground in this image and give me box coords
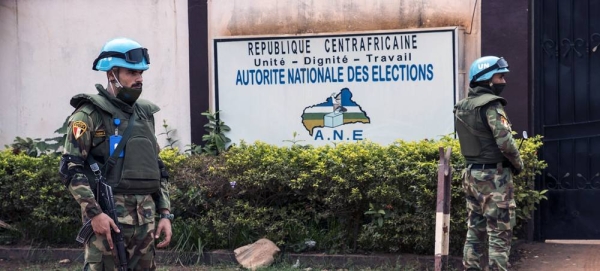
[3,241,600,271]
[511,240,600,271]
[0,260,233,271]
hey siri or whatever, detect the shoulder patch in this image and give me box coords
[495,108,512,131]
[72,121,88,140]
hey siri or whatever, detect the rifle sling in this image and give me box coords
[86,108,138,177]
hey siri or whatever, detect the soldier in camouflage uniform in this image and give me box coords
[454,56,524,271]
[59,38,173,271]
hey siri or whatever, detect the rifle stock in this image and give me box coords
[76,163,128,271]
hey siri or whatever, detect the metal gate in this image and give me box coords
[535,0,600,239]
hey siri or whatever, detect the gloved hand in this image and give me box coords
[511,165,523,176]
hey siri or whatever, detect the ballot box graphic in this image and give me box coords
[324,112,344,128]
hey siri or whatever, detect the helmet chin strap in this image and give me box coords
[108,70,124,96]
[111,70,124,89]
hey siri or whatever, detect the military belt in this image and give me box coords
[469,161,511,170]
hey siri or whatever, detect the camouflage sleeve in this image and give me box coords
[151,116,171,212]
[62,110,103,219]
[485,103,524,170]
[156,177,171,212]
[155,149,171,211]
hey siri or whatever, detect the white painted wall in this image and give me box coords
[0,0,190,150]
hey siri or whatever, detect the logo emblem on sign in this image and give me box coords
[301,88,370,136]
[72,121,88,140]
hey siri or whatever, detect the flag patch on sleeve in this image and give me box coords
[72,121,88,140]
[500,116,510,128]
[496,108,512,131]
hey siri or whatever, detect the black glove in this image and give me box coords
[511,165,523,176]
[58,155,85,187]
[157,158,169,180]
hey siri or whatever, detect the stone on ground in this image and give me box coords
[234,238,280,270]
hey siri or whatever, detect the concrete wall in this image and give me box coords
[207,0,481,102]
[0,0,190,149]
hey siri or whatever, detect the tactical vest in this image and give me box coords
[70,86,161,194]
[454,89,507,164]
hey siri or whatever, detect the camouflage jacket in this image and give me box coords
[63,85,170,225]
[454,86,524,169]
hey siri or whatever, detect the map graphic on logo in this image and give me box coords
[301,88,371,136]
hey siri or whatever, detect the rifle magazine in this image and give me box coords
[76,220,94,244]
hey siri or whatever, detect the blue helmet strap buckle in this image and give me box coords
[92,48,150,70]
[470,58,508,83]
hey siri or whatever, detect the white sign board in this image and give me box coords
[213,27,459,146]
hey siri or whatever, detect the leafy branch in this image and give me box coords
[158,119,179,149]
[186,110,231,156]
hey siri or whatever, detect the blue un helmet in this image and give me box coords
[468,56,509,85]
[92,38,150,71]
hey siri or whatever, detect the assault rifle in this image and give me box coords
[76,162,128,271]
[509,131,529,177]
[518,131,528,150]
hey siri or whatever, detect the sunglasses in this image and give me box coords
[471,57,508,82]
[92,48,150,70]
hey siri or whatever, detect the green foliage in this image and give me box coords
[158,119,179,149]
[512,135,548,236]
[5,117,69,157]
[5,137,43,157]
[158,147,187,171]
[168,218,206,265]
[0,219,22,245]
[163,135,546,256]
[364,203,389,227]
[200,110,231,155]
[513,135,548,219]
[282,131,307,146]
[0,133,547,257]
[0,150,80,244]
[184,110,232,156]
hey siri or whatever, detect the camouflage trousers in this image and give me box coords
[84,221,156,271]
[462,165,516,271]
